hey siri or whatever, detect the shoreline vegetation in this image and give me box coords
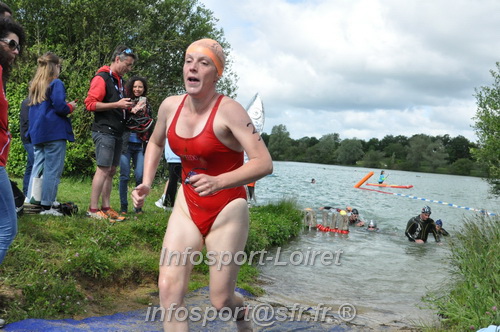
[0,177,304,325]
[1,177,498,331]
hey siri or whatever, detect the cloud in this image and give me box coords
[201,0,499,141]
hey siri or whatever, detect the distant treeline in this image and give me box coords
[261,124,486,177]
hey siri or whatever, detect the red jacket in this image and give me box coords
[0,66,10,167]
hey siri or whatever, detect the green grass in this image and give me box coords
[423,215,499,331]
[0,178,304,322]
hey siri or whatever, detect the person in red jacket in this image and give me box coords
[0,17,25,262]
[84,45,136,222]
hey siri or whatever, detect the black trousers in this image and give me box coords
[164,163,182,207]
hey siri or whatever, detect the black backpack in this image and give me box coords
[10,180,25,215]
[57,202,79,216]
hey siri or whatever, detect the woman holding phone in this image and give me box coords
[119,76,153,215]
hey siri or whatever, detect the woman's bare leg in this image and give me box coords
[158,188,204,331]
[205,198,253,331]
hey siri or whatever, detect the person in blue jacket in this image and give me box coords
[26,52,76,216]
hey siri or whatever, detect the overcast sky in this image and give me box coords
[200,0,499,142]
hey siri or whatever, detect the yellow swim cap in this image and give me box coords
[186,38,225,76]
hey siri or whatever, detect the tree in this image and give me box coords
[336,138,364,165]
[472,62,500,196]
[445,135,473,163]
[362,150,385,168]
[268,125,292,161]
[450,158,474,176]
[6,0,238,177]
[405,135,428,170]
[423,139,449,172]
[308,133,340,164]
[363,137,380,153]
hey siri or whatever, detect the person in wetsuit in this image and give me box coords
[405,205,441,243]
[435,219,450,237]
[132,38,272,331]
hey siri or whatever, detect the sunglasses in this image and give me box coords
[0,38,20,52]
[120,48,134,56]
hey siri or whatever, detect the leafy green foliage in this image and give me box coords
[472,62,500,197]
[6,0,237,177]
[424,215,499,331]
[246,199,303,252]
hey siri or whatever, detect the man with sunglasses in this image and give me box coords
[84,45,137,222]
[405,205,441,243]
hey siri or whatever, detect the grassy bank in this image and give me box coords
[0,177,303,323]
[423,215,499,331]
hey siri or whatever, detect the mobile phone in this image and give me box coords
[139,96,147,103]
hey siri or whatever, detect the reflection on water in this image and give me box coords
[253,162,499,326]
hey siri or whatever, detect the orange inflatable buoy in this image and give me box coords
[354,171,374,188]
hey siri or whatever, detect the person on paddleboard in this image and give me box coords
[378,170,386,184]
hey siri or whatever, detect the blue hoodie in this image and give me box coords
[27,79,74,145]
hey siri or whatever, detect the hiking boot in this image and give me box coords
[39,208,63,217]
[104,208,126,222]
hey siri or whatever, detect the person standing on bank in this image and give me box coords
[26,52,76,216]
[132,38,272,330]
[405,206,441,243]
[119,76,153,215]
[0,17,25,264]
[84,45,136,222]
[19,96,34,197]
[0,14,25,330]
[155,139,182,211]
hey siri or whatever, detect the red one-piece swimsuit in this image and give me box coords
[167,94,247,236]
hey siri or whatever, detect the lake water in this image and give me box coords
[252,161,499,328]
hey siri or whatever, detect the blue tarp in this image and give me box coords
[4,288,351,331]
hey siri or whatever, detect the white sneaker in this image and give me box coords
[155,195,165,209]
[40,208,63,216]
[52,201,61,208]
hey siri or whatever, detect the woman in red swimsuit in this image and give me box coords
[133,39,272,331]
